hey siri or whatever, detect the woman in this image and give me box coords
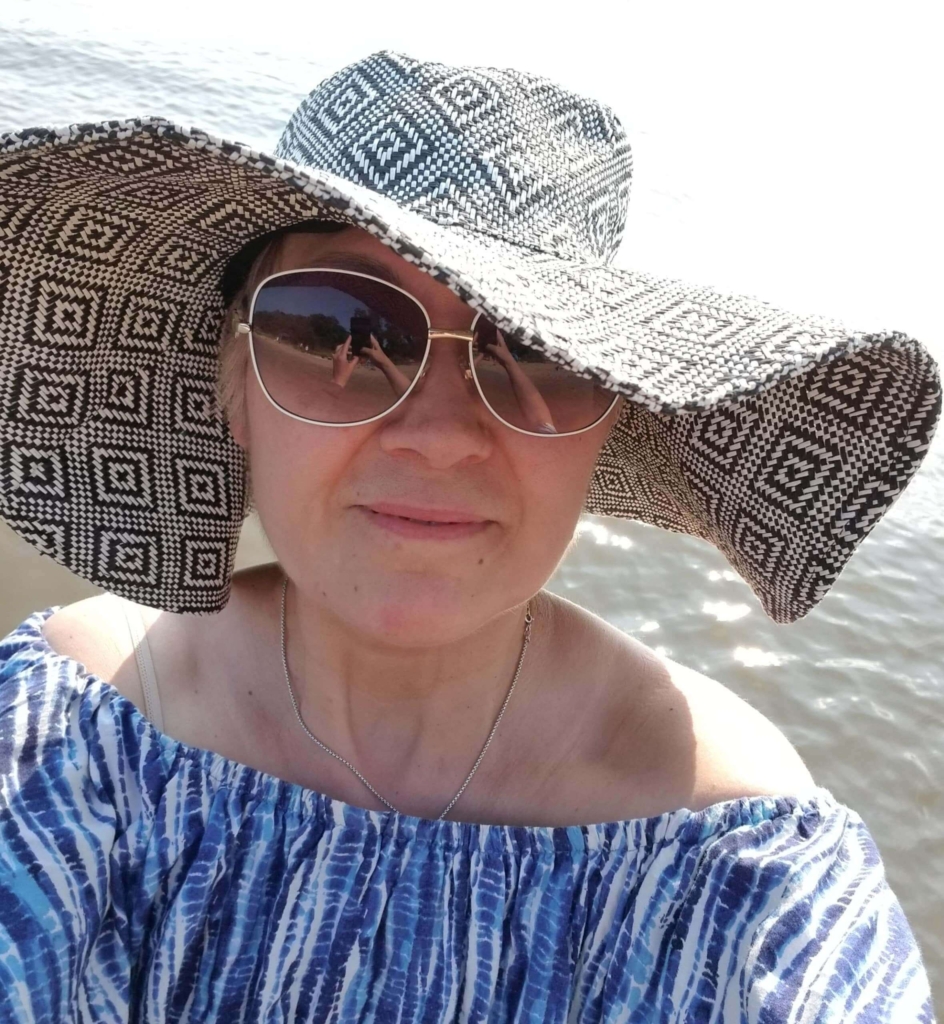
[0,50,937,1021]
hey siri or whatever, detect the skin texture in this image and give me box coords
[42,227,816,825]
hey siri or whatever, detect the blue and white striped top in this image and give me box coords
[0,607,935,1022]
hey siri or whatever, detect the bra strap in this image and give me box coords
[117,596,165,732]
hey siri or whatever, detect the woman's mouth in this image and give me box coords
[356,504,492,540]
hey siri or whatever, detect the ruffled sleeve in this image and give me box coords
[700,796,935,1023]
[0,609,146,1021]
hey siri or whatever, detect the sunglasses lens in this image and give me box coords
[472,319,616,434]
[250,271,428,423]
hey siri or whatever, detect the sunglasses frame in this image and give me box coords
[237,267,620,437]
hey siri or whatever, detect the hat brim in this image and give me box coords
[0,118,939,620]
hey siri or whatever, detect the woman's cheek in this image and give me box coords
[516,447,589,550]
[245,412,331,540]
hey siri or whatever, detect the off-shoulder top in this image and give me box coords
[0,607,935,1022]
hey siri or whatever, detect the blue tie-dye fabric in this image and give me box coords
[0,608,935,1023]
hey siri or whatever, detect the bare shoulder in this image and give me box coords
[41,594,162,714]
[653,650,816,807]
[542,593,815,814]
[40,590,263,774]
[39,566,277,734]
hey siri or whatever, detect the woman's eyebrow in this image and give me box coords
[307,252,406,288]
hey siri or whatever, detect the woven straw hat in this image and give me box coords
[0,50,939,621]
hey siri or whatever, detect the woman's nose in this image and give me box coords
[376,338,495,469]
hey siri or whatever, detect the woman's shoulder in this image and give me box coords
[35,579,279,770]
[0,602,159,830]
[541,592,815,816]
[39,593,176,719]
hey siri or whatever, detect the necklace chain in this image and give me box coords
[279,576,533,821]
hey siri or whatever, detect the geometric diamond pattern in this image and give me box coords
[116,292,181,352]
[89,446,154,508]
[587,344,941,622]
[143,235,217,286]
[28,275,106,349]
[0,196,39,240]
[94,528,161,586]
[10,365,88,427]
[46,202,148,265]
[7,517,69,562]
[730,511,788,579]
[428,72,505,132]
[191,197,266,241]
[754,428,843,521]
[639,300,760,353]
[277,51,630,261]
[313,69,380,136]
[180,536,230,589]
[351,119,432,195]
[172,374,223,439]
[3,443,70,501]
[172,455,229,519]
[94,369,152,428]
[0,50,939,617]
[806,357,893,427]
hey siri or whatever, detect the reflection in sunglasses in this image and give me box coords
[474,328,558,433]
[250,271,615,433]
[329,335,412,396]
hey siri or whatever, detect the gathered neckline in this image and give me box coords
[19,605,836,841]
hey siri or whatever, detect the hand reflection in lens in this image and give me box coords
[360,334,412,398]
[476,329,558,434]
[332,336,361,388]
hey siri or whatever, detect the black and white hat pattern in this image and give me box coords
[0,50,939,620]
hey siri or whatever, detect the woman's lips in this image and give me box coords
[356,504,492,540]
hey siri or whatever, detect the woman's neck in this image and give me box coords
[241,566,547,803]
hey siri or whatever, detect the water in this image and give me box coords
[1,3,941,1005]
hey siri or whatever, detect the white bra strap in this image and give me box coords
[117,597,165,732]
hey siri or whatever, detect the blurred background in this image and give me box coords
[1,0,941,1003]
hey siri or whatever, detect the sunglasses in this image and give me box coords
[235,269,620,437]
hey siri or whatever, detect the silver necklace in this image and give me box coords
[279,576,533,821]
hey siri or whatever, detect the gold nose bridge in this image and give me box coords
[428,329,475,342]
[418,329,476,383]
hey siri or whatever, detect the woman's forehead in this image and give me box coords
[275,227,397,275]
[272,227,469,312]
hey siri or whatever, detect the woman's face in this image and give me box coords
[229,227,622,645]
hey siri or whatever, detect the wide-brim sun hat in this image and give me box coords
[0,49,939,622]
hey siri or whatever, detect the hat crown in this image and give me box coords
[274,50,632,263]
